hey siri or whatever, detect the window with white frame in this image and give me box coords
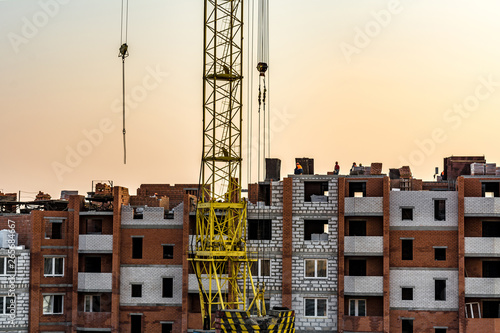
[349,299,366,316]
[305,259,327,278]
[0,296,15,315]
[0,257,15,275]
[44,257,64,277]
[251,259,270,277]
[84,295,101,312]
[43,295,64,314]
[304,298,327,317]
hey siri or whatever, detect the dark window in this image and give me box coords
[162,278,173,298]
[131,284,142,297]
[402,240,413,260]
[435,248,446,261]
[162,323,173,333]
[483,261,500,278]
[434,200,446,221]
[349,182,366,197]
[86,219,102,234]
[435,279,446,301]
[258,184,271,206]
[132,237,143,259]
[483,301,500,318]
[304,220,328,240]
[435,329,447,333]
[84,257,101,273]
[52,223,62,239]
[402,288,413,300]
[402,319,413,333]
[251,259,271,277]
[133,207,144,219]
[248,219,272,240]
[349,221,366,236]
[53,295,63,313]
[483,221,500,237]
[349,260,366,276]
[402,208,413,221]
[131,315,142,333]
[163,245,174,259]
[304,182,329,202]
[482,182,500,197]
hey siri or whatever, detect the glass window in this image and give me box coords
[305,259,327,278]
[349,299,366,316]
[305,298,327,317]
[43,295,63,314]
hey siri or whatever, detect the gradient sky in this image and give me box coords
[2,0,500,199]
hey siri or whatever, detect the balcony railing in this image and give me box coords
[464,197,500,216]
[465,277,500,297]
[344,236,383,256]
[79,235,113,253]
[78,273,112,292]
[344,276,383,296]
[345,197,383,216]
[465,237,500,257]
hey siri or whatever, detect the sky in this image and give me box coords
[2,0,500,200]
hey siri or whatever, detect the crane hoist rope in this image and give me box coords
[118,0,129,164]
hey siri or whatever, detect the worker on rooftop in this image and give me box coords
[334,162,340,175]
[294,162,303,175]
[350,162,357,173]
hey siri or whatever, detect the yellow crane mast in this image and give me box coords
[189,0,263,330]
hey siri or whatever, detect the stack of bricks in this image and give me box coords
[399,166,412,178]
[95,182,112,195]
[370,162,383,175]
[35,191,51,201]
[485,163,496,175]
[470,163,485,175]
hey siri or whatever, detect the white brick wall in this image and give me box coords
[78,273,112,291]
[78,235,113,252]
[465,237,500,256]
[390,269,458,310]
[292,295,337,332]
[120,266,182,305]
[344,276,383,296]
[121,203,184,226]
[344,236,383,256]
[465,277,500,297]
[344,197,383,216]
[0,250,29,332]
[390,191,458,227]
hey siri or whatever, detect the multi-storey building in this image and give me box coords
[247,170,339,332]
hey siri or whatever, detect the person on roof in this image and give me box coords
[334,161,340,175]
[350,162,357,173]
[294,162,303,175]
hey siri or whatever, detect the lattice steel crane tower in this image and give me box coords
[189,0,263,329]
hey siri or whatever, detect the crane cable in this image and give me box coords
[119,0,129,164]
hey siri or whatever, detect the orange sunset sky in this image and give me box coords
[2,0,500,199]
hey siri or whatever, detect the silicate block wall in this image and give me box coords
[390,191,458,228]
[389,268,458,311]
[0,250,29,332]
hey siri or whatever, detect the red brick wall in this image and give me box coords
[79,215,113,235]
[120,228,184,265]
[0,215,31,248]
[119,306,183,332]
[389,310,458,332]
[458,177,466,332]
[248,183,258,204]
[382,176,390,333]
[345,257,383,276]
[389,231,458,268]
[465,258,482,277]
[344,216,383,236]
[137,184,200,210]
[345,178,384,197]
[464,178,483,197]
[338,177,346,333]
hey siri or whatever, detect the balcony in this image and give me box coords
[465,277,500,297]
[344,197,383,216]
[343,315,383,332]
[79,235,113,253]
[78,273,112,292]
[344,236,383,256]
[465,237,500,257]
[465,197,500,217]
[76,312,111,328]
[466,318,500,331]
[344,276,383,296]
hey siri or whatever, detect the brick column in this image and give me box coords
[337,177,345,333]
[457,177,466,333]
[383,176,390,333]
[282,177,293,308]
[70,196,82,332]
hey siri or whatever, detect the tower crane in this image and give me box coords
[189,1,295,332]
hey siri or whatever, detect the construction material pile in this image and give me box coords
[215,308,295,333]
